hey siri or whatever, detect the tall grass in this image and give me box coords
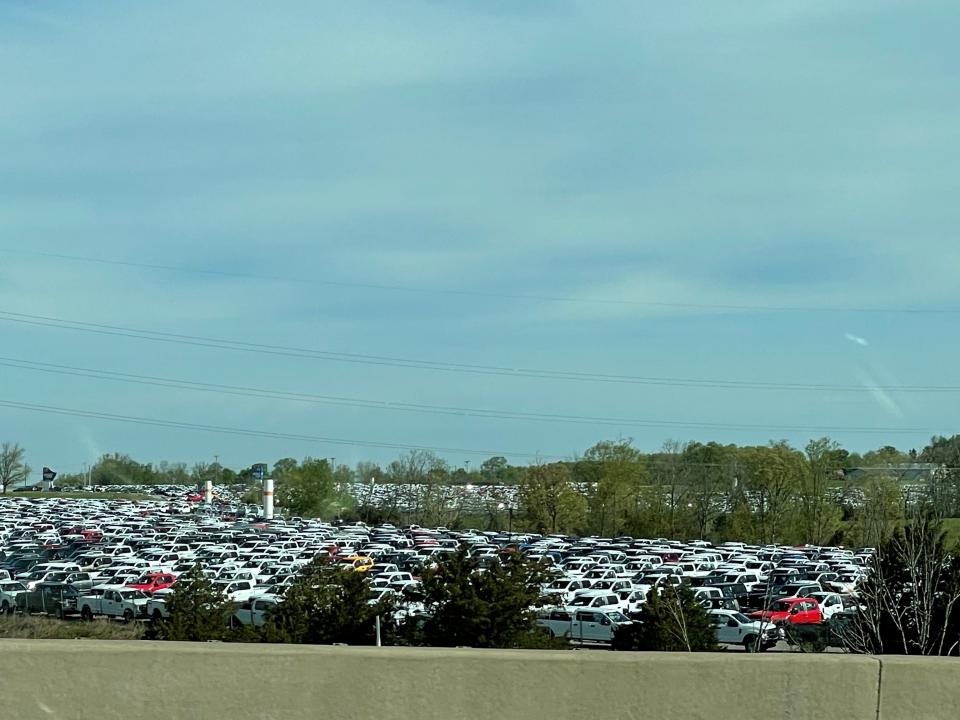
[0,616,144,640]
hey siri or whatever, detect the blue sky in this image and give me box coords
[0,0,957,477]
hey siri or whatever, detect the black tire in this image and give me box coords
[152,609,163,622]
[1,601,9,616]
[55,607,65,620]
[230,616,241,630]
[81,607,93,622]
[122,609,134,624]
[743,636,758,653]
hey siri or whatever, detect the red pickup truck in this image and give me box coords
[126,573,177,595]
[750,597,822,625]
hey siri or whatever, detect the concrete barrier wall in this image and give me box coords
[0,641,954,720]
[877,656,960,719]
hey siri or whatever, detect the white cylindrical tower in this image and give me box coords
[263,477,274,520]
[205,480,213,505]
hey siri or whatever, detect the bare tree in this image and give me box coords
[662,583,693,652]
[0,443,30,494]
[845,499,960,655]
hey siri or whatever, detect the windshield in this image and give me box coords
[605,611,630,623]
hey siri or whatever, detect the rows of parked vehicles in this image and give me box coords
[0,496,869,650]
[530,538,868,649]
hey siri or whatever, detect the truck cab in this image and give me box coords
[709,609,779,651]
[750,597,823,626]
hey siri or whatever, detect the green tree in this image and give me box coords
[862,445,912,467]
[148,564,232,641]
[682,442,737,541]
[613,585,717,652]
[0,443,31,494]
[55,473,86,489]
[846,473,903,548]
[479,456,521,486]
[263,560,393,645]
[190,461,227,489]
[275,458,349,519]
[583,439,646,537]
[736,443,804,544]
[638,441,700,539]
[517,462,587,534]
[415,548,554,648]
[795,438,845,545]
[919,435,960,466]
[333,463,356,488]
[920,435,960,517]
[272,457,299,479]
[91,453,159,485]
[354,462,386,523]
[157,461,191,485]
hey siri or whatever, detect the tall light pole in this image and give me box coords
[329,457,339,493]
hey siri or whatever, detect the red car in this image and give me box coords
[127,573,177,595]
[750,596,822,625]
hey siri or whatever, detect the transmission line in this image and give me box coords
[0,309,956,392]
[0,398,548,459]
[0,355,938,436]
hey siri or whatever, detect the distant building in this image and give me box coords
[842,463,943,485]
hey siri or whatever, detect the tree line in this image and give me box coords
[4,434,960,548]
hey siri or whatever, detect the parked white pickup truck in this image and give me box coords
[808,592,846,621]
[145,588,175,621]
[0,580,27,615]
[537,608,633,643]
[709,609,779,651]
[78,586,150,622]
[231,596,278,628]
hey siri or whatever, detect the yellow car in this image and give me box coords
[340,556,375,573]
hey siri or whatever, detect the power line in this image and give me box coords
[0,398,549,460]
[0,355,938,435]
[1,247,957,315]
[0,309,956,392]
